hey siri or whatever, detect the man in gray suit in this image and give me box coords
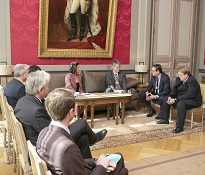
[37,87,128,175]
[15,70,107,159]
[138,64,171,118]
[106,60,127,117]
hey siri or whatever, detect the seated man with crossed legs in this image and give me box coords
[15,70,107,159]
[36,87,128,175]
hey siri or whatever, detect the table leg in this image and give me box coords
[76,106,80,119]
[107,104,110,120]
[121,102,126,124]
[83,105,88,121]
[91,104,95,128]
[115,103,119,125]
[113,104,116,119]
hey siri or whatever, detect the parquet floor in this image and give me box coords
[91,131,205,162]
[1,131,205,175]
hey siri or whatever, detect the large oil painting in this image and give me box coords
[38,0,118,58]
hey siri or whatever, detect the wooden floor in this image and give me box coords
[1,131,205,174]
[91,131,205,162]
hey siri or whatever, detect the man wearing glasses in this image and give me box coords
[105,60,127,117]
[138,64,170,118]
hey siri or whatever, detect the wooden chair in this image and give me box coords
[10,111,32,175]
[6,103,20,173]
[0,85,13,164]
[27,140,52,175]
[189,83,205,130]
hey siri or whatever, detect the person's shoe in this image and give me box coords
[90,129,107,145]
[146,110,156,117]
[156,119,169,124]
[155,115,162,120]
[172,127,183,133]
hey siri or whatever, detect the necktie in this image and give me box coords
[155,77,159,95]
[114,74,119,89]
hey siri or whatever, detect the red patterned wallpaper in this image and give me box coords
[10,0,131,65]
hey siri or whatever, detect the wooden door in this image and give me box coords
[151,0,198,77]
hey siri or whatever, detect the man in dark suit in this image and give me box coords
[156,66,202,133]
[15,70,107,159]
[4,64,29,109]
[138,64,170,118]
[36,87,128,175]
[106,60,127,116]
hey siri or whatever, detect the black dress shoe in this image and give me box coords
[146,110,156,117]
[156,119,169,124]
[155,115,162,120]
[90,129,107,145]
[172,127,183,133]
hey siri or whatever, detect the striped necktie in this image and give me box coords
[114,74,119,89]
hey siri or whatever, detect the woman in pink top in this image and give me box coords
[65,62,84,117]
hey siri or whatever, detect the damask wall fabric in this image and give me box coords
[10,0,131,65]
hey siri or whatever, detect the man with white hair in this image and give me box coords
[4,64,29,109]
[15,70,107,159]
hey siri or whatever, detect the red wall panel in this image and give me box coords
[10,0,131,65]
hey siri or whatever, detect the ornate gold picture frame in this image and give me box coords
[38,0,118,58]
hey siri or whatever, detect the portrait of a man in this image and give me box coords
[47,0,109,50]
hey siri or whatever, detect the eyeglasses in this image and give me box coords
[114,66,120,69]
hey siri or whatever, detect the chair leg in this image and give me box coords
[202,112,204,131]
[13,149,17,172]
[191,111,194,129]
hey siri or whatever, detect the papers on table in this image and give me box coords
[77,93,99,98]
[75,92,131,99]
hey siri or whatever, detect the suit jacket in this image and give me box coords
[65,73,84,93]
[14,94,51,146]
[4,78,26,109]
[146,72,171,97]
[37,125,106,175]
[170,75,202,106]
[106,71,127,91]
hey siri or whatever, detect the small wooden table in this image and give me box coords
[75,92,131,128]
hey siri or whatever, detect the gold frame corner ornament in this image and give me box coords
[38,0,118,58]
